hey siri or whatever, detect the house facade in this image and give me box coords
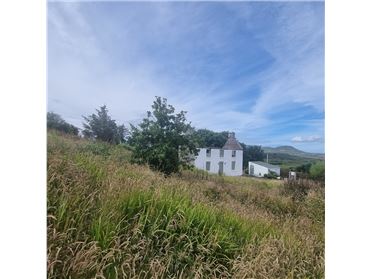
[248,161,280,177]
[193,132,243,176]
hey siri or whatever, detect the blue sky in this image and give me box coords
[48,1,324,153]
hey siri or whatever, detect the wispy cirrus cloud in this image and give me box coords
[48,1,324,152]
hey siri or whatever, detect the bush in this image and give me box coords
[47,112,79,135]
[309,161,325,182]
[280,167,290,179]
[296,163,312,173]
[264,171,278,179]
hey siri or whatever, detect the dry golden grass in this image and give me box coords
[47,131,324,278]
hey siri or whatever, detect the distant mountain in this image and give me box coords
[263,146,325,160]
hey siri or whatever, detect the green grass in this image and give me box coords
[47,130,324,278]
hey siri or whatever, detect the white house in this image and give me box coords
[248,161,280,177]
[193,132,243,176]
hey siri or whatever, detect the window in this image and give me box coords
[220,149,224,157]
[206,161,211,171]
[231,161,236,170]
[232,150,236,157]
[206,149,211,157]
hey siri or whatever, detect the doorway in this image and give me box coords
[218,162,224,175]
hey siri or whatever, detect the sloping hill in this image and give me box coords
[261,146,324,168]
[263,146,324,159]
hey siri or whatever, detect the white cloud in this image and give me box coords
[291,135,322,142]
[47,2,324,152]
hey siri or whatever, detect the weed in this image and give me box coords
[47,132,324,278]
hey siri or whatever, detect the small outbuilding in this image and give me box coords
[248,161,280,178]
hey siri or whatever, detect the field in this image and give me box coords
[261,153,323,170]
[261,146,324,170]
[47,131,324,278]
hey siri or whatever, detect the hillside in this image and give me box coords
[263,146,325,159]
[47,131,324,278]
[262,146,324,169]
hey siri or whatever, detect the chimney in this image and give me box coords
[228,132,235,138]
[266,153,269,163]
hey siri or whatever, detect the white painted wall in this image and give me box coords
[248,162,269,177]
[248,162,280,177]
[194,148,243,176]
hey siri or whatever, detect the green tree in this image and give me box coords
[192,129,229,148]
[82,105,127,144]
[309,161,325,181]
[47,112,79,135]
[241,144,265,170]
[129,97,197,175]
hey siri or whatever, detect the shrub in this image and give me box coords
[280,167,290,179]
[296,163,312,173]
[264,171,278,179]
[309,161,325,182]
[47,112,79,135]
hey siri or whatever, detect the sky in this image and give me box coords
[48,1,324,153]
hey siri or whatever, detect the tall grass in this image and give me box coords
[47,130,324,278]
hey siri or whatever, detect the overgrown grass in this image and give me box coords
[47,130,324,278]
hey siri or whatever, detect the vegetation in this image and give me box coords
[263,146,324,160]
[48,131,324,278]
[83,105,127,144]
[241,144,265,170]
[129,97,197,175]
[263,152,323,169]
[296,163,312,174]
[309,161,325,182]
[264,170,279,179]
[47,105,324,177]
[192,129,229,148]
[47,112,79,135]
[282,179,311,202]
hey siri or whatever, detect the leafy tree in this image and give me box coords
[129,97,197,175]
[82,105,127,144]
[47,112,79,135]
[241,144,265,169]
[192,129,229,148]
[309,161,325,181]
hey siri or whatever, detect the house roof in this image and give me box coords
[222,132,243,150]
[250,161,280,169]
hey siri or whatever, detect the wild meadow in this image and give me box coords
[47,130,324,278]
